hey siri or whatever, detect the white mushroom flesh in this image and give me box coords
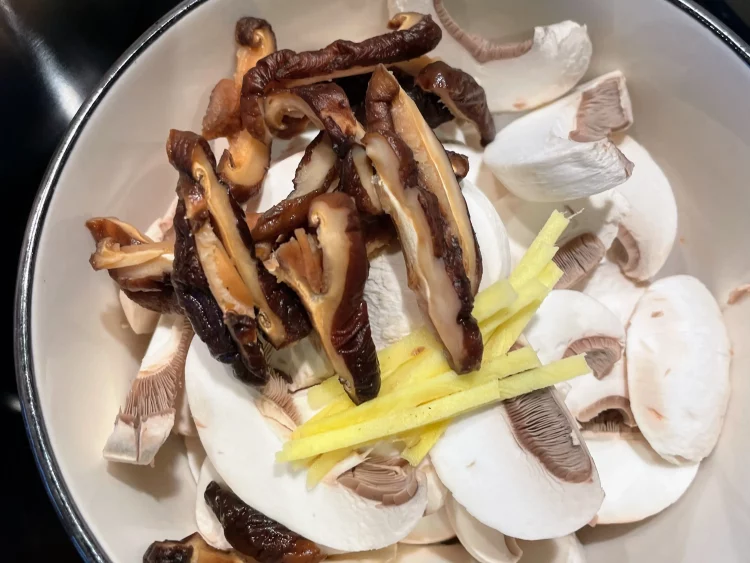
[184,435,206,484]
[395,544,477,563]
[627,275,731,464]
[195,458,233,551]
[577,259,647,326]
[516,534,586,563]
[446,496,522,563]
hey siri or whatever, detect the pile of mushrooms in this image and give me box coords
[82,7,734,563]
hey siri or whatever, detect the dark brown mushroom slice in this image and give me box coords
[250,133,339,243]
[144,532,251,563]
[263,83,365,152]
[340,144,382,215]
[415,60,496,146]
[368,65,483,296]
[361,214,398,259]
[85,218,177,313]
[168,130,311,350]
[205,481,325,563]
[203,78,242,141]
[338,455,419,506]
[446,150,470,181]
[267,193,381,404]
[363,104,482,374]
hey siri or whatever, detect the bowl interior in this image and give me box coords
[25,0,750,561]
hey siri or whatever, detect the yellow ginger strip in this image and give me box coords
[306,448,353,489]
[510,210,569,287]
[472,279,517,324]
[308,377,347,409]
[480,278,547,339]
[379,328,440,375]
[278,355,587,462]
[294,348,539,439]
[380,348,449,395]
[401,421,450,466]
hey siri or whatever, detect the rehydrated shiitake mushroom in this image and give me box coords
[168,130,311,350]
[364,65,482,373]
[103,314,194,466]
[266,193,381,404]
[202,17,278,202]
[85,217,177,313]
[414,60,495,146]
[239,12,441,196]
[144,533,250,563]
[341,144,383,215]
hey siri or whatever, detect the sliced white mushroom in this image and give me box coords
[328,544,399,563]
[102,314,193,465]
[610,136,678,281]
[577,259,647,327]
[195,458,233,551]
[403,460,455,545]
[585,430,699,525]
[183,435,206,484]
[388,0,591,113]
[395,544,477,563]
[484,71,633,202]
[494,189,629,271]
[525,290,625,380]
[431,387,604,540]
[267,333,334,392]
[627,275,731,464]
[516,534,585,563]
[186,339,428,551]
[173,382,198,436]
[446,496,522,563]
[564,359,634,427]
[364,181,510,350]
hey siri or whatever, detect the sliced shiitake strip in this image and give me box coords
[415,60,496,146]
[446,150,469,181]
[340,144,382,215]
[267,193,381,404]
[143,532,249,563]
[85,216,152,245]
[168,130,311,349]
[89,239,173,270]
[369,65,483,296]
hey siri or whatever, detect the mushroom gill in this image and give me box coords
[432,0,533,63]
[415,60,496,146]
[564,335,623,380]
[205,481,325,563]
[504,388,594,483]
[168,129,311,350]
[103,315,194,465]
[552,232,606,289]
[143,533,248,563]
[569,76,632,142]
[338,455,419,506]
[267,193,381,404]
[364,66,482,373]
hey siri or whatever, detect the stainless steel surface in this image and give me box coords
[6,0,750,560]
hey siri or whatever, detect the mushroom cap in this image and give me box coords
[611,136,678,281]
[401,506,455,545]
[484,71,633,202]
[516,534,585,563]
[431,387,604,540]
[627,275,731,464]
[524,290,625,377]
[395,544,476,563]
[389,1,591,113]
[494,189,630,270]
[565,359,634,427]
[577,258,647,326]
[184,435,206,484]
[186,339,428,551]
[446,496,522,563]
[586,433,699,524]
[195,458,233,551]
[363,181,510,350]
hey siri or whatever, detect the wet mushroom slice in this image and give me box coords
[251,132,340,243]
[627,275,731,464]
[389,1,592,113]
[266,193,381,404]
[578,258,647,326]
[264,83,365,152]
[415,61,495,146]
[196,458,233,551]
[168,130,311,350]
[368,64,483,296]
[516,534,586,563]
[143,533,250,563]
[610,136,678,281]
[340,144,383,215]
[239,13,441,196]
[485,71,634,202]
[431,387,604,540]
[363,128,482,371]
[445,496,522,563]
[565,357,635,428]
[85,217,177,313]
[103,314,194,465]
[401,461,453,545]
[338,455,419,506]
[445,150,469,181]
[205,481,325,563]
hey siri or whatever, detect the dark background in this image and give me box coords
[2,0,749,560]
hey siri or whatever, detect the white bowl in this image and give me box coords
[15,0,750,561]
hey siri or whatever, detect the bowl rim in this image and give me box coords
[13,0,750,561]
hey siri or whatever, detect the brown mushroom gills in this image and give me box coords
[563,335,623,380]
[577,398,637,428]
[338,455,419,506]
[610,224,641,278]
[569,77,632,143]
[552,233,606,289]
[218,129,271,203]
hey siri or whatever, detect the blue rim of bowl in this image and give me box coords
[13,0,750,561]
